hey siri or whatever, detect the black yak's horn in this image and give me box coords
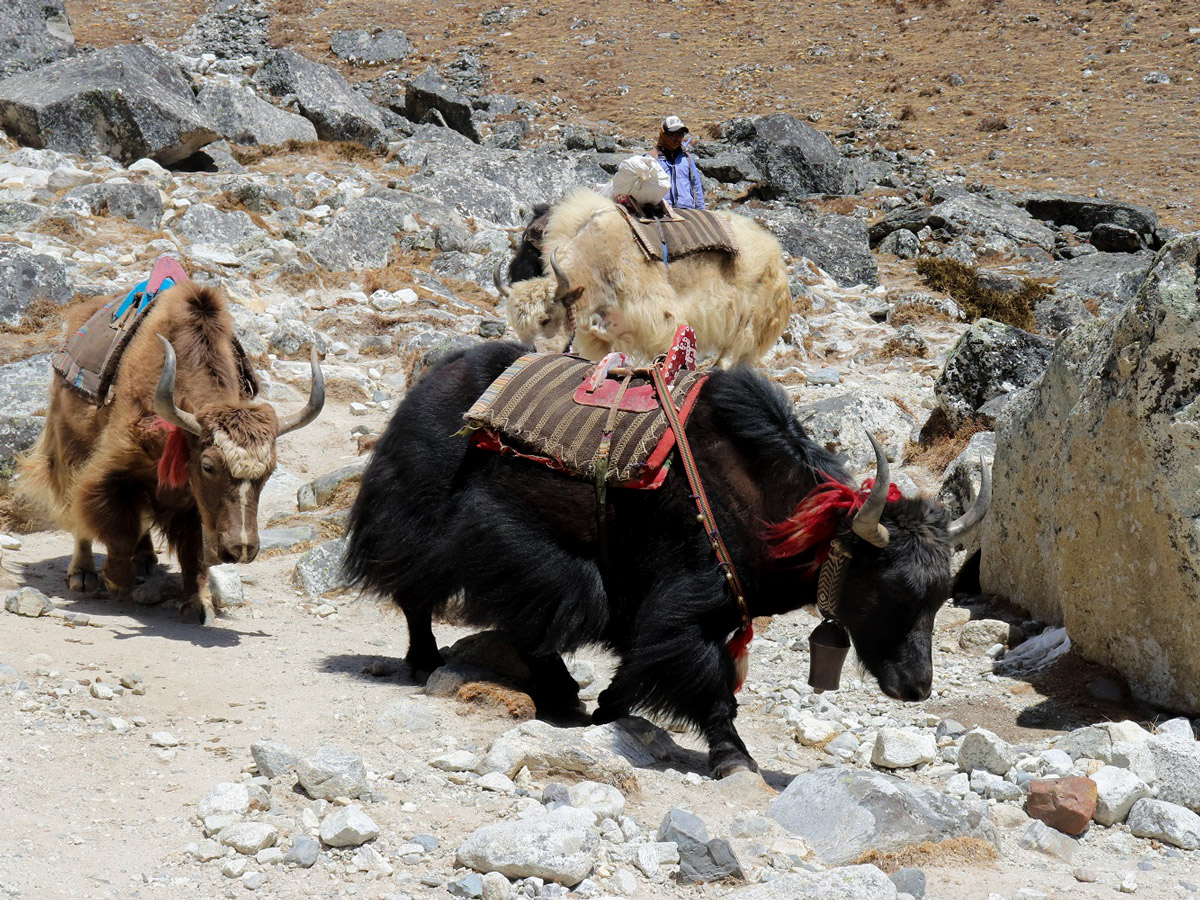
[852,432,891,548]
[154,335,202,436]
[550,248,573,303]
[277,347,325,435]
[947,458,992,541]
[492,260,511,299]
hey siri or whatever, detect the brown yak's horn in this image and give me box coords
[492,260,511,299]
[154,335,202,436]
[550,248,573,304]
[276,347,325,436]
[947,457,992,541]
[851,432,891,548]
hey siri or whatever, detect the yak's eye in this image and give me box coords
[539,316,552,327]
[201,459,217,475]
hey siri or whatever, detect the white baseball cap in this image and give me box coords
[661,115,689,134]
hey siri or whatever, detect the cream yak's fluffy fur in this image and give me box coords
[505,189,792,366]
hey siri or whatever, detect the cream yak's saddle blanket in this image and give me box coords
[618,206,738,263]
[464,327,706,489]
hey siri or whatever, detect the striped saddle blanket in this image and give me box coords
[464,352,707,489]
[619,207,738,262]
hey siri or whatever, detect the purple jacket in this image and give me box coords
[652,144,706,210]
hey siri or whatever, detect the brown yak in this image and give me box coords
[20,281,323,624]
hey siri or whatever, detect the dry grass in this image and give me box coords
[977,114,1008,132]
[456,682,537,721]
[0,481,47,533]
[889,302,955,328]
[915,257,1051,333]
[854,836,998,874]
[907,411,990,474]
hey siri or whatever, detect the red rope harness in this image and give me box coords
[764,477,902,570]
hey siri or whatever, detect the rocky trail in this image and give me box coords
[1,2,1200,900]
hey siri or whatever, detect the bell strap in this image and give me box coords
[816,538,852,623]
[650,365,749,630]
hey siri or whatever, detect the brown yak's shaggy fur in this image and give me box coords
[506,189,792,366]
[19,282,298,625]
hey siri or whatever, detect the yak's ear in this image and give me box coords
[559,286,585,308]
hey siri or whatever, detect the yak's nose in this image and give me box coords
[882,681,931,702]
[220,542,259,564]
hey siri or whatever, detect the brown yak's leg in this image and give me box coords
[133,532,158,577]
[67,536,99,593]
[175,515,214,625]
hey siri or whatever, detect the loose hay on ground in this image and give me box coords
[853,837,998,874]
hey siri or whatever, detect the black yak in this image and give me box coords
[343,342,988,776]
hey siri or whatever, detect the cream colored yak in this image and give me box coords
[499,189,791,366]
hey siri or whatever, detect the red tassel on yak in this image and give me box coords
[727,622,754,693]
[763,476,902,569]
[146,417,190,490]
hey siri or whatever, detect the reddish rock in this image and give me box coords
[1026,776,1098,835]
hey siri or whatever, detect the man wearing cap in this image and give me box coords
[651,115,706,210]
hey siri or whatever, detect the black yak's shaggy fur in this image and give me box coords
[345,342,954,775]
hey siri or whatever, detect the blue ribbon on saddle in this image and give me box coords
[112,277,175,322]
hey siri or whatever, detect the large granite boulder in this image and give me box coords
[0,44,218,165]
[177,0,270,61]
[980,235,1200,712]
[254,48,387,149]
[0,354,51,476]
[794,391,915,474]
[729,114,852,199]
[930,194,1057,252]
[196,83,317,146]
[934,318,1054,430]
[768,768,996,865]
[0,0,75,78]
[57,182,163,229]
[0,242,73,326]
[306,191,462,271]
[1050,250,1155,315]
[331,28,413,65]
[1020,192,1157,242]
[404,67,480,142]
[756,207,877,288]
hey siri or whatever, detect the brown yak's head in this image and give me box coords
[154,335,324,569]
[495,250,584,346]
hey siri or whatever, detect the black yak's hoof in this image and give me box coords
[709,747,759,780]
[405,651,444,682]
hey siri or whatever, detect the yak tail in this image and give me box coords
[14,428,72,529]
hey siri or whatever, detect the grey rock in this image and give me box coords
[456,806,599,887]
[250,739,302,779]
[199,782,251,819]
[5,586,52,617]
[794,391,914,473]
[657,808,743,883]
[177,0,270,60]
[208,564,245,610]
[449,873,484,898]
[0,0,75,78]
[297,458,367,511]
[403,66,477,141]
[725,864,899,899]
[319,804,380,847]
[1145,734,1200,813]
[1021,192,1157,239]
[768,768,996,865]
[979,236,1200,710]
[891,868,926,898]
[878,228,920,259]
[331,28,413,65]
[1090,222,1144,253]
[1045,249,1154,313]
[0,245,72,326]
[282,835,316,868]
[255,48,387,149]
[58,182,162,229]
[730,114,852,198]
[0,200,44,230]
[196,83,317,147]
[930,194,1057,252]
[872,728,938,769]
[0,354,52,475]
[850,158,898,193]
[218,822,278,855]
[258,525,318,552]
[1092,766,1151,826]
[957,728,1018,776]
[934,318,1054,430]
[0,44,218,165]
[296,746,368,800]
[1127,798,1200,850]
[1018,820,1077,861]
[267,320,324,358]
[307,194,431,271]
[693,147,762,183]
[757,207,877,287]
[869,204,933,246]
[174,202,261,249]
[292,537,351,598]
[567,781,625,822]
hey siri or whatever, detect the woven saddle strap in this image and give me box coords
[649,366,749,630]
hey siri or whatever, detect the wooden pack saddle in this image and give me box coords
[464,331,707,490]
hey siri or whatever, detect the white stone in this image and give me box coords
[209,565,245,609]
[218,822,278,855]
[1127,798,1200,850]
[478,772,516,794]
[1092,766,1151,826]
[350,844,392,875]
[456,806,598,887]
[199,783,251,819]
[793,715,839,746]
[255,847,284,865]
[610,868,638,896]
[89,682,114,700]
[221,857,248,878]
[319,805,379,847]
[149,732,180,747]
[431,750,480,772]
[480,870,511,900]
[957,728,1017,775]
[1145,733,1200,812]
[872,728,937,769]
[568,781,625,822]
[1157,717,1195,740]
[0,534,22,550]
[1038,749,1073,777]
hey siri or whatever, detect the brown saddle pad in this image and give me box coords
[620,207,739,263]
[50,289,163,405]
[464,353,708,488]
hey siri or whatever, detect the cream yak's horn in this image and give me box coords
[154,335,201,436]
[851,432,891,548]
